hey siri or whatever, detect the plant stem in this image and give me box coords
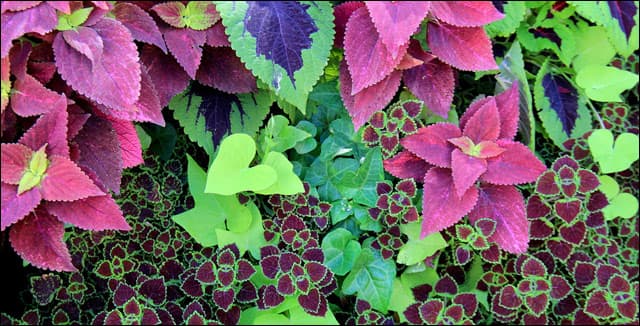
[586,99,606,129]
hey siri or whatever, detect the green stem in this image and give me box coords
[585,99,606,129]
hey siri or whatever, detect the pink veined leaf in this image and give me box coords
[152,1,186,28]
[429,1,504,27]
[403,56,454,118]
[481,140,547,185]
[9,210,77,272]
[18,96,70,158]
[469,183,529,254]
[206,23,230,47]
[344,7,407,95]
[162,25,207,79]
[428,23,498,71]
[451,149,487,198]
[91,1,110,10]
[1,143,32,184]
[494,82,520,140]
[39,155,105,202]
[1,1,42,13]
[400,123,461,168]
[383,150,433,182]
[61,27,104,65]
[196,46,257,94]
[46,194,130,231]
[53,18,141,111]
[113,2,167,53]
[107,117,143,169]
[333,1,365,49]
[45,1,71,14]
[0,3,57,57]
[364,1,430,59]
[462,97,501,143]
[421,167,479,238]
[83,2,110,27]
[1,183,41,230]
[1,55,9,112]
[139,44,191,108]
[339,61,402,131]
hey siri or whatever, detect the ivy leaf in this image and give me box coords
[1,3,58,58]
[258,115,311,156]
[113,2,167,53]
[575,65,639,102]
[256,151,305,196]
[428,23,498,71]
[587,129,639,174]
[217,1,334,112]
[321,228,362,276]
[335,148,384,207]
[342,247,396,313]
[397,222,447,266]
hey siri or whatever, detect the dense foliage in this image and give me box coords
[1,1,638,325]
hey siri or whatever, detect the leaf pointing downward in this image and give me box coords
[365,1,430,59]
[428,23,498,72]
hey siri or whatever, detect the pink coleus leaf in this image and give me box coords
[451,149,487,198]
[383,150,433,182]
[46,194,130,231]
[107,118,143,169]
[162,26,207,79]
[9,209,77,271]
[1,2,42,13]
[429,2,504,27]
[1,143,32,184]
[333,1,364,49]
[344,7,406,95]
[396,51,423,70]
[1,183,41,230]
[403,55,454,118]
[53,18,141,111]
[481,140,546,185]
[428,23,498,71]
[462,97,501,143]
[205,22,230,47]
[113,2,167,53]
[196,46,257,94]
[1,3,57,58]
[459,83,519,141]
[469,183,529,254]
[1,55,9,112]
[74,116,122,194]
[339,61,402,131]
[364,1,430,59]
[401,123,461,168]
[18,96,69,158]
[152,2,186,28]
[61,27,104,65]
[421,167,479,238]
[139,44,190,108]
[40,155,104,202]
[45,1,71,14]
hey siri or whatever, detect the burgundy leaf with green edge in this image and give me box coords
[237,282,258,303]
[299,288,328,317]
[113,2,167,53]
[139,44,190,108]
[481,140,546,185]
[404,303,422,324]
[403,51,454,118]
[195,261,216,284]
[139,278,166,305]
[277,274,295,295]
[577,169,599,193]
[525,294,549,317]
[453,293,478,317]
[435,274,459,295]
[333,1,364,48]
[45,194,130,231]
[428,23,497,71]
[213,288,235,311]
[257,285,284,309]
[0,3,57,58]
[451,149,486,198]
[236,259,256,281]
[535,171,559,196]
[401,123,461,168]
[364,1,430,59]
[554,199,582,224]
[559,221,586,245]
[498,285,522,309]
[550,275,572,300]
[161,26,206,79]
[53,18,141,111]
[9,210,76,271]
[421,167,479,238]
[1,183,41,230]
[548,239,573,261]
[469,183,529,254]
[585,290,615,318]
[196,46,256,94]
[419,299,444,324]
[344,7,405,95]
[430,2,504,27]
[596,264,622,287]
[521,256,547,277]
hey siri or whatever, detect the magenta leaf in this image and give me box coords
[339,61,402,131]
[45,2,70,14]
[481,140,546,185]
[46,194,130,231]
[383,150,432,182]
[550,275,572,300]
[53,18,141,111]
[428,23,497,71]
[162,26,206,79]
[206,23,230,47]
[577,169,599,193]
[494,83,520,140]
[1,3,57,58]
[344,7,406,94]
[462,98,501,143]
[107,118,143,169]
[525,294,549,316]
[113,2,167,53]
[196,46,257,94]
[151,2,184,28]
[401,123,461,168]
[9,210,76,271]
[364,1,430,59]
[403,54,454,118]
[18,97,69,158]
[1,183,41,230]
[139,45,190,108]
[74,116,122,194]
[40,155,104,201]
[451,149,487,198]
[469,184,529,254]
[430,2,504,27]
[1,143,32,184]
[1,2,42,13]
[61,27,104,65]
[333,1,365,48]
[421,167,479,238]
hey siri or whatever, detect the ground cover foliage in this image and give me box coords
[0,1,638,324]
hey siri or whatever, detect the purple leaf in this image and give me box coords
[428,23,498,71]
[401,123,461,168]
[40,155,105,201]
[585,290,615,318]
[607,1,637,40]
[74,116,122,193]
[107,118,144,169]
[113,2,167,53]
[298,288,327,316]
[403,55,454,118]
[139,278,166,305]
[140,44,190,108]
[18,95,69,158]
[196,46,256,94]
[383,150,432,182]
[1,183,41,230]
[162,26,206,79]
[257,285,284,309]
[1,3,57,58]
[277,274,295,295]
[542,73,579,136]
[213,288,235,311]
[430,2,504,27]
[365,1,430,59]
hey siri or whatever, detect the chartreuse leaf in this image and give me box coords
[205,133,277,195]
[571,23,617,72]
[388,278,414,323]
[599,175,639,220]
[255,151,305,196]
[342,245,396,312]
[216,201,266,259]
[576,65,639,102]
[321,228,362,276]
[216,1,334,113]
[597,1,639,57]
[257,115,311,157]
[239,305,338,325]
[534,59,592,148]
[56,7,93,31]
[135,125,152,151]
[18,146,48,194]
[183,2,220,30]
[588,129,639,173]
[294,121,317,154]
[397,222,447,266]
[485,1,526,37]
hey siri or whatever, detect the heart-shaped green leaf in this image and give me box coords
[576,65,639,102]
[205,133,277,195]
[599,175,639,220]
[255,151,305,195]
[588,129,639,174]
[397,222,448,266]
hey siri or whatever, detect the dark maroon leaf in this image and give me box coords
[596,264,621,287]
[498,285,522,309]
[217,267,235,287]
[554,296,579,316]
[535,171,560,196]
[139,45,190,107]
[548,239,573,261]
[139,278,166,305]
[277,274,295,296]
[236,259,256,281]
[587,191,609,212]
[577,169,599,193]
[213,288,235,311]
[404,303,422,324]
[542,73,579,137]
[574,262,596,289]
[236,281,258,304]
[74,116,122,194]
[305,261,328,283]
[585,290,615,318]
[419,300,444,324]
[435,275,458,295]
[559,221,586,245]
[257,285,284,309]
[113,283,135,307]
[453,293,478,317]
[162,26,206,79]
[526,195,551,219]
[525,293,549,316]
[195,261,216,284]
[181,274,203,297]
[196,46,256,94]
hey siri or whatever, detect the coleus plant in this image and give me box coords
[384,84,547,253]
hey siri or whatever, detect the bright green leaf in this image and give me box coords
[397,222,447,266]
[56,7,93,31]
[256,151,305,195]
[135,125,152,150]
[588,129,640,173]
[576,65,639,102]
[216,201,266,259]
[184,2,220,30]
[321,228,362,276]
[342,247,395,312]
[572,24,617,72]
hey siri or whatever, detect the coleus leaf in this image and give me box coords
[1,2,42,13]
[161,26,206,79]
[0,2,58,58]
[1,183,41,230]
[196,46,257,94]
[40,155,104,202]
[46,194,130,231]
[383,150,433,182]
[428,22,498,71]
[401,123,461,168]
[469,183,529,254]
[9,209,76,271]
[217,1,334,112]
[481,140,546,185]
[18,96,69,158]
[152,2,220,30]
[364,1,430,59]
[403,48,454,118]
[429,2,504,27]
[451,149,486,198]
[598,1,639,57]
[139,44,190,108]
[1,143,32,184]
[1,55,9,112]
[333,1,364,48]
[53,18,141,111]
[344,7,406,95]
[107,118,143,169]
[113,2,167,53]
